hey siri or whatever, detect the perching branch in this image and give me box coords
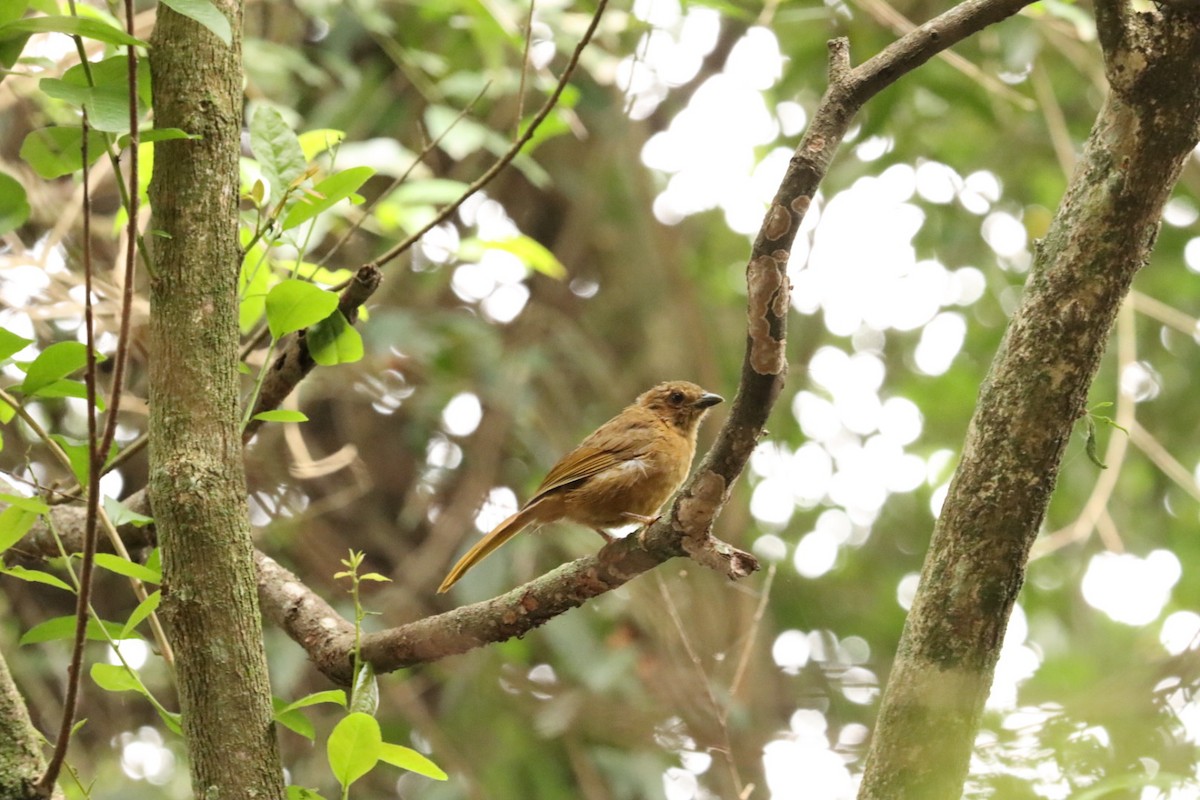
[259,0,1043,677]
[19,0,1039,683]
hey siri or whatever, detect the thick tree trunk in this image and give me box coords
[147,3,285,797]
[859,16,1200,799]
[0,652,45,800]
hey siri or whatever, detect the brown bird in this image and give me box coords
[437,381,723,593]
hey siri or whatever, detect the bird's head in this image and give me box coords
[638,381,724,434]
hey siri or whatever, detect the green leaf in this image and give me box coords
[462,234,566,279]
[307,311,363,366]
[62,54,152,112]
[385,178,471,207]
[327,713,382,791]
[286,786,328,800]
[24,378,106,409]
[277,689,347,715]
[118,127,202,148]
[156,707,184,736]
[17,341,90,394]
[93,553,160,584]
[40,78,134,134]
[238,239,272,332]
[423,105,491,161]
[1084,415,1105,469]
[0,563,73,592]
[273,260,354,287]
[252,410,309,423]
[158,0,232,46]
[0,1,29,27]
[348,662,378,716]
[0,15,147,47]
[90,662,148,695]
[0,505,39,554]
[0,33,32,79]
[273,697,316,740]
[103,495,154,527]
[281,166,374,230]
[377,743,448,781]
[121,590,161,638]
[249,106,306,205]
[20,616,137,646]
[19,127,107,179]
[49,435,91,486]
[0,493,49,514]
[264,279,337,339]
[0,328,32,362]
[297,129,345,160]
[0,171,30,235]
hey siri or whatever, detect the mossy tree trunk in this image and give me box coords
[147,2,286,796]
[0,652,45,799]
[859,15,1200,799]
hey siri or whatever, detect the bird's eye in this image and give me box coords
[669,390,684,405]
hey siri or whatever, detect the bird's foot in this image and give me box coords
[624,513,661,548]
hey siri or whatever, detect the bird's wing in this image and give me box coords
[531,414,658,498]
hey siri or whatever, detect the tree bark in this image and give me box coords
[859,15,1200,799]
[147,2,285,797]
[0,651,46,800]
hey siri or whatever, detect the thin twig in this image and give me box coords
[39,109,100,796]
[656,573,744,798]
[370,0,610,271]
[516,0,537,138]
[315,80,493,272]
[0,389,76,472]
[1131,420,1200,502]
[1131,290,1198,336]
[1031,59,1075,177]
[851,0,1034,109]
[95,0,141,462]
[724,561,775,723]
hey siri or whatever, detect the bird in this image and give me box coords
[437,381,724,593]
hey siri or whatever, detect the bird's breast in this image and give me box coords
[560,433,695,528]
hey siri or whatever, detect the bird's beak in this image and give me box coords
[695,392,724,409]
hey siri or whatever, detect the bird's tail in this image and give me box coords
[437,504,540,593]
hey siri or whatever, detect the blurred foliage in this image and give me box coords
[2,0,1200,798]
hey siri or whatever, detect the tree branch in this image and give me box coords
[860,18,1200,799]
[242,264,382,442]
[14,0,1041,685]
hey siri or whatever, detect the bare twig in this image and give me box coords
[1131,420,1200,503]
[725,561,775,721]
[95,0,142,462]
[315,80,493,271]
[851,0,1034,109]
[516,0,537,137]
[657,574,744,797]
[39,109,100,797]
[369,0,610,271]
